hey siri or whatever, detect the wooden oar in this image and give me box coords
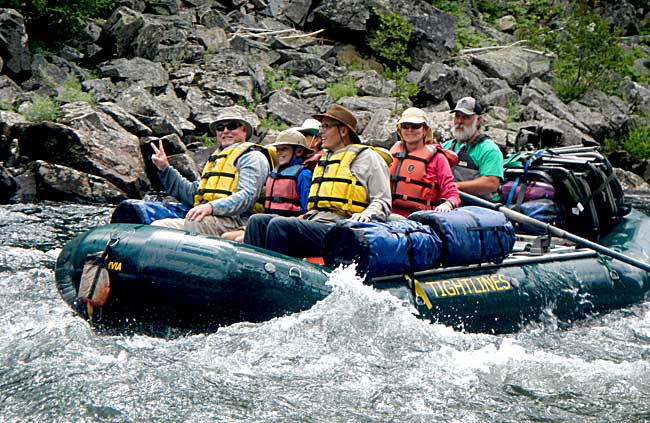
[459,191,650,273]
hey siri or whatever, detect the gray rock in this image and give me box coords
[471,47,553,87]
[99,57,170,89]
[98,102,153,136]
[266,89,316,125]
[0,9,31,80]
[33,160,127,204]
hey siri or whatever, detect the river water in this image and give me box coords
[1,200,649,423]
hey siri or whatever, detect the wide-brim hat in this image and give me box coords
[209,106,253,140]
[396,107,434,144]
[295,118,322,138]
[313,104,361,144]
[450,97,483,116]
[268,128,313,153]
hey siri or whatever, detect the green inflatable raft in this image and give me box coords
[55,207,650,334]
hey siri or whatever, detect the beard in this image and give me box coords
[453,117,478,142]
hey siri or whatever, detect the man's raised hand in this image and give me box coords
[151,139,170,171]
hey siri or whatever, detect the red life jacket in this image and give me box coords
[389,142,457,214]
[264,163,304,216]
[303,150,323,171]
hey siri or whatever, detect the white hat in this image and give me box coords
[451,97,483,116]
[396,107,434,143]
[397,107,431,126]
[295,118,322,137]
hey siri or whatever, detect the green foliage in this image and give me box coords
[542,7,623,102]
[194,133,218,147]
[369,11,419,111]
[6,0,115,47]
[325,79,358,100]
[265,69,297,92]
[431,0,491,50]
[606,113,650,159]
[0,99,12,111]
[619,46,650,85]
[369,10,413,66]
[20,96,62,122]
[506,98,522,123]
[260,118,289,132]
[385,67,419,114]
[56,78,94,104]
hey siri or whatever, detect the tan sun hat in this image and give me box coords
[268,128,313,152]
[396,107,434,144]
[312,104,361,144]
[295,118,322,138]
[209,106,253,139]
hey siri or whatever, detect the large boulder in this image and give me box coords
[0,9,32,81]
[9,102,150,198]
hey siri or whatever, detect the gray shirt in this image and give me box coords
[159,144,270,217]
[304,146,392,223]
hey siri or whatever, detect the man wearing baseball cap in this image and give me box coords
[244,104,392,258]
[442,97,504,200]
[150,106,272,236]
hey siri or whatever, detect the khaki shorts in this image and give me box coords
[151,215,248,237]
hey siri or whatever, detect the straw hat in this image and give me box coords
[209,106,253,139]
[313,104,361,144]
[268,128,313,152]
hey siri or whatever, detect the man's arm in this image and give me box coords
[456,176,500,197]
[158,166,200,207]
[350,148,392,222]
[208,150,270,216]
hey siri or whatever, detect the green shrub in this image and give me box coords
[385,67,419,114]
[260,118,288,132]
[369,11,419,111]
[56,78,95,104]
[369,10,413,66]
[265,69,297,92]
[21,96,61,122]
[325,79,357,100]
[546,7,623,102]
[431,0,491,50]
[6,0,115,47]
[604,113,650,159]
[194,133,218,147]
[622,114,650,159]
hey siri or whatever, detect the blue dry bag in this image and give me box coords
[111,199,191,224]
[409,206,515,267]
[323,219,442,278]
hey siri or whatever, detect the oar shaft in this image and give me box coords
[459,192,650,273]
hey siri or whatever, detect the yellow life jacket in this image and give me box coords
[194,142,273,214]
[308,144,391,217]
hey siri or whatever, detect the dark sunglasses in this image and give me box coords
[400,123,424,130]
[215,122,243,132]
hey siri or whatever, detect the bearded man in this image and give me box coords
[442,97,504,201]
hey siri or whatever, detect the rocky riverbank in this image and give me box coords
[0,0,649,204]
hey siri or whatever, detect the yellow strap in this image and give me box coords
[404,275,433,310]
[413,279,433,310]
[87,302,94,319]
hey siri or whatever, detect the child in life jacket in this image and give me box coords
[390,107,460,218]
[222,128,313,242]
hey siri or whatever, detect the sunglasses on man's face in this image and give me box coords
[400,123,424,130]
[215,122,243,132]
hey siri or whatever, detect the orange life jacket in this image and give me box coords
[263,163,303,216]
[389,142,457,213]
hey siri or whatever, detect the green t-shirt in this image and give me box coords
[442,137,504,181]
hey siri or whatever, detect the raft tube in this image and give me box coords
[55,210,650,334]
